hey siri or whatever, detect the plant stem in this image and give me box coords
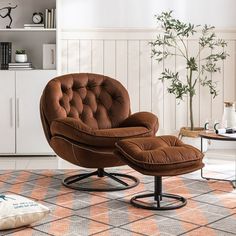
[189,69,194,130]
[190,93,194,130]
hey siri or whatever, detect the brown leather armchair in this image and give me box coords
[40,73,159,191]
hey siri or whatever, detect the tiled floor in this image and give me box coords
[0,168,236,236]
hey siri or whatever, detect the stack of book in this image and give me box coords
[24,24,45,29]
[8,62,33,70]
[0,42,12,70]
[45,9,56,28]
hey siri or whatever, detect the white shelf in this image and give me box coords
[0,28,56,32]
[1,69,57,72]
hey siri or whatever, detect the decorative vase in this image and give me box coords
[15,54,28,63]
[222,102,236,128]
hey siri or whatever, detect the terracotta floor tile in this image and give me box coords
[208,214,236,234]
[34,215,111,236]
[182,226,235,236]
[122,215,198,235]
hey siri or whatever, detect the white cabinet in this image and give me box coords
[0,70,56,155]
[0,71,15,153]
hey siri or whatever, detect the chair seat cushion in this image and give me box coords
[51,118,153,147]
[115,135,204,176]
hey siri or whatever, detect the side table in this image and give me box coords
[200,132,236,188]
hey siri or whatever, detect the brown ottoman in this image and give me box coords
[115,135,204,210]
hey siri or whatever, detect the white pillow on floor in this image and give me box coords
[0,194,50,230]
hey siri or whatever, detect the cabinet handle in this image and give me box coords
[10,98,14,127]
[51,49,54,65]
[16,98,20,128]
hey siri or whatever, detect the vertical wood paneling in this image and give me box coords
[212,47,224,122]
[224,41,236,101]
[163,47,176,132]
[151,56,164,131]
[61,40,68,74]
[104,40,116,77]
[140,41,152,111]
[92,40,103,74]
[188,40,200,127]
[128,40,140,113]
[200,48,212,126]
[67,40,79,73]
[175,43,188,130]
[116,40,128,88]
[61,30,236,133]
[80,40,92,72]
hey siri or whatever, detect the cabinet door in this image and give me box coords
[16,70,56,154]
[0,71,15,153]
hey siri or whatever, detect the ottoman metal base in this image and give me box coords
[131,176,187,210]
[62,168,139,192]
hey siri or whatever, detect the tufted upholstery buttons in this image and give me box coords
[42,73,130,130]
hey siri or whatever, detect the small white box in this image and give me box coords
[43,44,56,69]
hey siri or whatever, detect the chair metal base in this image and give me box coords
[131,176,187,210]
[62,168,139,192]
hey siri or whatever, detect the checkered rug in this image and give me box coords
[0,168,236,236]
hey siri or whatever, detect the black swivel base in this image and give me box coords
[131,176,187,210]
[62,168,139,192]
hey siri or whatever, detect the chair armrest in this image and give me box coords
[50,117,92,141]
[119,112,159,134]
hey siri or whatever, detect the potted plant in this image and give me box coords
[15,49,28,63]
[150,11,228,138]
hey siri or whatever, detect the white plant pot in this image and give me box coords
[15,54,28,63]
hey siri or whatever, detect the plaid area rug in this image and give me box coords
[0,168,235,236]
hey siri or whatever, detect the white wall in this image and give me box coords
[61,0,236,29]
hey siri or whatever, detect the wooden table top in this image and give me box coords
[199,131,236,141]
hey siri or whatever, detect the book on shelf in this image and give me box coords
[8,62,33,70]
[24,27,45,29]
[9,62,32,66]
[8,67,33,70]
[45,8,56,29]
[0,42,12,70]
[24,24,45,29]
[24,24,44,27]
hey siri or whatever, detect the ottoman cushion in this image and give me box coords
[115,135,204,176]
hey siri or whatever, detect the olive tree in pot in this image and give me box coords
[150,11,228,138]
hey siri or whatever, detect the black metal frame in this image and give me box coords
[200,136,236,189]
[62,168,139,192]
[131,176,187,210]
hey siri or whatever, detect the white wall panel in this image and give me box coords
[92,40,104,74]
[212,47,224,122]
[140,41,152,112]
[128,40,140,113]
[151,57,164,131]
[61,40,68,74]
[68,40,79,73]
[175,43,188,129]
[188,40,200,127]
[79,40,92,72]
[200,48,212,126]
[224,41,236,101]
[163,47,176,132]
[60,29,236,133]
[104,40,116,77]
[116,40,128,88]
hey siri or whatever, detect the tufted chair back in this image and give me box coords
[40,73,131,140]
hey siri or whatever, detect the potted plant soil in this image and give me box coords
[150,11,228,142]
